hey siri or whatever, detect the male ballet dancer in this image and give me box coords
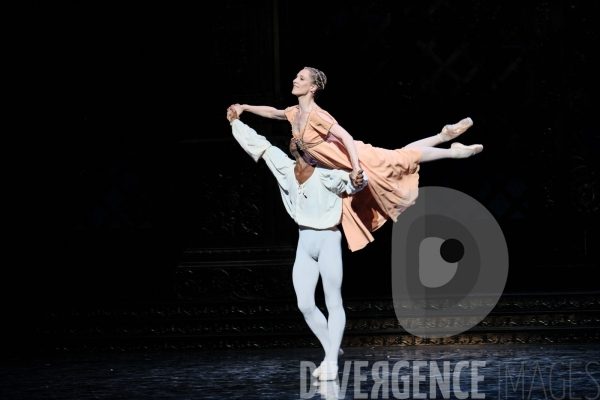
[227,107,367,381]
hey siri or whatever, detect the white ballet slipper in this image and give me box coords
[313,350,342,377]
[319,361,339,381]
[312,361,325,378]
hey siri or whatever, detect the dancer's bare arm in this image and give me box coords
[329,124,362,185]
[230,103,287,120]
[329,125,360,170]
[312,110,362,186]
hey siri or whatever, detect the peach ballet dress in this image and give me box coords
[284,106,422,252]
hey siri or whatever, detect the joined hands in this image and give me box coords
[226,106,239,123]
[229,103,245,117]
[350,169,364,188]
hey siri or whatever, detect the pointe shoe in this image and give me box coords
[439,117,473,142]
[451,142,484,158]
[319,362,339,381]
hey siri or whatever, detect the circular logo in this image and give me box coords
[391,186,509,338]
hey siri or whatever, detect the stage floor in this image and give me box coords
[3,344,600,399]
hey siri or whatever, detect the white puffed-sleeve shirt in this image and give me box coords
[230,119,368,230]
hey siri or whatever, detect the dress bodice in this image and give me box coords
[284,106,338,150]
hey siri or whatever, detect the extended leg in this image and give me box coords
[419,143,483,162]
[404,134,443,149]
[405,117,474,149]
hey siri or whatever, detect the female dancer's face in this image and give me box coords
[292,69,315,97]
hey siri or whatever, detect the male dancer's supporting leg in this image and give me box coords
[316,228,345,380]
[292,228,346,381]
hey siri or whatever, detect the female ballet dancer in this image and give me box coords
[230,67,482,251]
[226,106,366,381]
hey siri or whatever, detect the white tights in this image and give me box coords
[293,226,345,364]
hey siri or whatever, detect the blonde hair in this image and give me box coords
[304,66,327,98]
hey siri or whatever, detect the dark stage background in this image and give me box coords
[4,1,599,353]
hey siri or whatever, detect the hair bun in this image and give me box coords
[304,66,327,90]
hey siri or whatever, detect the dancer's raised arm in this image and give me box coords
[230,103,287,120]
